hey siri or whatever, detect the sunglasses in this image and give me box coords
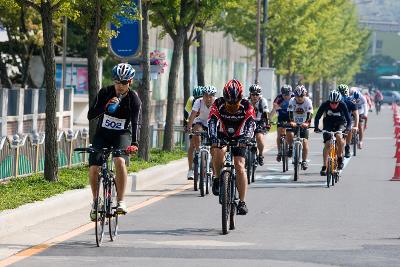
[251,93,260,96]
[114,80,130,85]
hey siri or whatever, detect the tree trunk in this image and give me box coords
[163,29,185,151]
[40,3,58,182]
[196,27,205,86]
[183,36,191,107]
[87,0,101,143]
[138,0,151,161]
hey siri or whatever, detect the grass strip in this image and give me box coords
[0,148,186,211]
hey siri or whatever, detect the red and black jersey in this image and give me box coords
[207,97,255,140]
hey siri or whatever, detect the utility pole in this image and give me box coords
[261,0,268,67]
[255,0,261,83]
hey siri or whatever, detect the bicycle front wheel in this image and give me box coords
[109,178,119,241]
[353,133,358,157]
[193,153,199,191]
[221,171,231,235]
[246,149,253,184]
[327,158,332,188]
[95,177,106,247]
[281,140,287,172]
[199,151,207,197]
[293,144,300,181]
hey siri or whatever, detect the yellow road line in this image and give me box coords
[0,183,192,267]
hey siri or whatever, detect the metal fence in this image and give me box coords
[0,129,89,181]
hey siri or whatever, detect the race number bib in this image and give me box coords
[295,116,305,124]
[101,114,126,130]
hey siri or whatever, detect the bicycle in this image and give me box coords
[289,124,314,181]
[320,130,344,188]
[74,147,127,247]
[351,129,359,157]
[275,122,289,173]
[217,138,244,235]
[191,131,211,196]
[191,131,212,197]
[245,136,257,184]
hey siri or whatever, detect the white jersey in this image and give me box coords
[350,94,367,115]
[192,98,213,127]
[250,96,270,121]
[287,97,313,124]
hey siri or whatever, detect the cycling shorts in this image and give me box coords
[89,129,131,166]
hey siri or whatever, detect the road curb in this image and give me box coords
[0,157,188,238]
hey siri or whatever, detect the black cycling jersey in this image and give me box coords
[88,85,142,146]
[314,101,351,130]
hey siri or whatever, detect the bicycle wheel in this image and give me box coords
[221,171,231,235]
[109,178,119,241]
[199,151,207,197]
[246,148,252,184]
[326,158,332,188]
[229,175,237,230]
[95,177,106,247]
[293,143,300,181]
[193,153,199,191]
[352,133,357,157]
[281,140,286,172]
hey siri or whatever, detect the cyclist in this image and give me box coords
[187,85,217,176]
[314,90,351,176]
[208,79,255,215]
[248,84,270,166]
[374,89,383,112]
[184,86,204,180]
[269,84,294,162]
[350,89,368,149]
[337,84,359,158]
[287,85,313,170]
[87,63,141,220]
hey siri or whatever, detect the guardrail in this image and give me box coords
[0,129,89,181]
[0,125,188,181]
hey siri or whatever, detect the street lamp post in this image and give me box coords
[261,0,268,67]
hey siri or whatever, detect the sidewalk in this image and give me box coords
[0,131,277,261]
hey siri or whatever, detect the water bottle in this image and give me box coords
[107,95,121,113]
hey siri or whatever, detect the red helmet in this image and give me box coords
[223,79,243,104]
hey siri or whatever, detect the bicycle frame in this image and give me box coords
[322,130,342,187]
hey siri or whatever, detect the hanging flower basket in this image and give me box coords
[131,50,168,80]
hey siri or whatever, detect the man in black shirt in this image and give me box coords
[314,90,351,176]
[87,63,142,220]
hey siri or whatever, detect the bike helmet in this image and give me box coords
[223,79,243,104]
[112,63,135,81]
[352,90,361,100]
[337,84,349,96]
[329,90,342,102]
[280,84,292,95]
[294,85,307,97]
[192,86,204,98]
[203,85,217,96]
[249,84,262,95]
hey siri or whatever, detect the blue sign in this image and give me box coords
[109,0,142,59]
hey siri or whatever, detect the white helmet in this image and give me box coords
[329,90,342,102]
[203,85,217,96]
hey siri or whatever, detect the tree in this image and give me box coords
[4,0,70,182]
[138,0,151,160]
[71,0,138,143]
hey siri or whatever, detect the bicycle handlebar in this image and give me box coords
[74,147,128,155]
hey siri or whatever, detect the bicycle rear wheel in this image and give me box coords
[193,153,199,191]
[95,177,106,247]
[199,151,207,197]
[221,171,231,235]
[109,178,119,241]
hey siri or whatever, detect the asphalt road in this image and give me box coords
[7,105,400,267]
